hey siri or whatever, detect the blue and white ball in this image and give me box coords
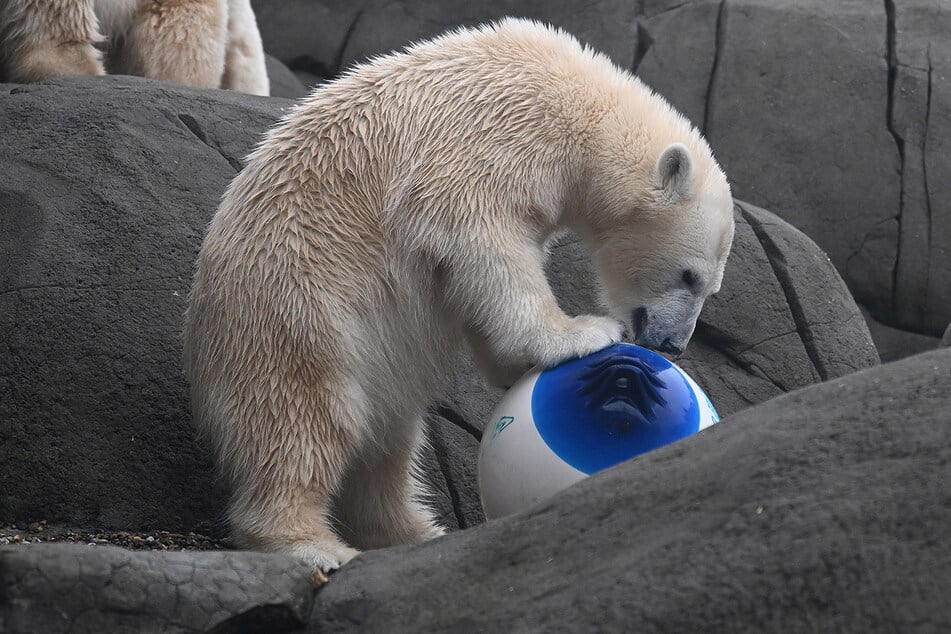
[478,342,720,519]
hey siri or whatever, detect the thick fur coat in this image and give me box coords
[0,0,268,95]
[184,18,734,571]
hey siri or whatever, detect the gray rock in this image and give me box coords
[861,305,941,362]
[311,348,951,632]
[251,0,640,79]
[0,75,291,533]
[889,0,951,334]
[264,54,310,99]
[942,323,951,347]
[0,544,316,633]
[690,0,902,329]
[250,0,363,80]
[0,75,875,538]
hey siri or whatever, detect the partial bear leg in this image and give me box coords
[113,0,226,88]
[334,416,445,550]
[448,232,623,370]
[229,476,360,573]
[219,0,268,95]
[2,0,104,82]
[217,372,372,573]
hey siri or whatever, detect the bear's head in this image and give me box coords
[581,136,734,359]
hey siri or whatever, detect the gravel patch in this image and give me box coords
[0,522,227,551]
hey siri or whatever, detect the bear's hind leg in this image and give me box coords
[113,0,226,88]
[229,479,360,573]
[4,0,104,82]
[335,416,445,550]
[221,374,371,573]
[219,0,268,95]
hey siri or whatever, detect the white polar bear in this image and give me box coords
[184,18,734,572]
[0,0,269,95]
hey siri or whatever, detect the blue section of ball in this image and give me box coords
[531,343,702,475]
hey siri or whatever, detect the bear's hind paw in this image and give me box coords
[287,540,361,573]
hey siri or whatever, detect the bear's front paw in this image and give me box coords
[538,315,623,367]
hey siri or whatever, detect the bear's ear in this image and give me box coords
[654,142,694,201]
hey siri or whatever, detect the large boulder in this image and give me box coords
[3,349,947,632]
[251,0,951,338]
[0,75,875,536]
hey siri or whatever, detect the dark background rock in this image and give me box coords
[0,76,876,534]
[264,54,310,99]
[862,306,942,362]
[0,76,288,534]
[251,0,951,341]
[0,545,316,633]
[311,348,951,633]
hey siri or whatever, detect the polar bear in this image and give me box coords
[0,0,269,95]
[184,18,734,572]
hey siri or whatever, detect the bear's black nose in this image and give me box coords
[632,307,648,340]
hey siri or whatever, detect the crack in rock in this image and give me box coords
[921,47,934,320]
[427,424,469,530]
[333,8,365,77]
[740,206,828,382]
[884,0,904,322]
[703,0,727,135]
[631,20,654,74]
[434,403,482,442]
[176,113,243,173]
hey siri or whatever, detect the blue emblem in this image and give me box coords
[491,416,515,439]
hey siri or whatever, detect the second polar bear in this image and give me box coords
[184,19,735,571]
[0,0,268,95]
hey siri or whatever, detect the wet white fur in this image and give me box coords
[183,18,734,572]
[0,0,268,95]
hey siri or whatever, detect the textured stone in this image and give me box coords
[889,0,951,334]
[251,0,640,78]
[862,306,940,362]
[703,1,900,326]
[264,54,310,99]
[0,76,291,533]
[0,545,316,633]
[311,348,951,632]
[942,323,951,347]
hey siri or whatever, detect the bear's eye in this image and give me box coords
[681,269,699,289]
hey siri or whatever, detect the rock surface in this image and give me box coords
[264,54,310,99]
[0,545,316,633]
[251,0,951,337]
[942,323,951,347]
[0,74,876,533]
[311,348,951,632]
[862,305,941,362]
